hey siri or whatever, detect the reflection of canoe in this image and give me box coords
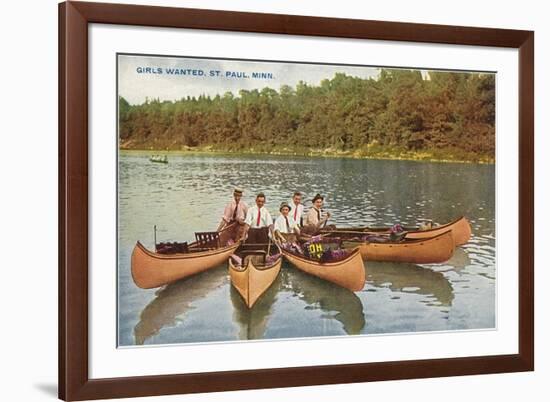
[368,262,454,306]
[281,248,365,291]
[134,267,228,345]
[336,230,455,264]
[323,216,472,246]
[131,224,239,289]
[229,243,282,308]
[230,275,281,340]
[284,268,366,334]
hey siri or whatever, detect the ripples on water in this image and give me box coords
[118,153,495,346]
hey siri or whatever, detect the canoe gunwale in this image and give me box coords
[228,256,282,273]
[135,240,240,261]
[322,216,467,236]
[338,229,454,247]
[281,247,362,267]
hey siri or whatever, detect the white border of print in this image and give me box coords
[89,23,518,379]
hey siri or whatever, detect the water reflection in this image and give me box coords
[134,266,227,345]
[282,267,366,334]
[443,247,471,272]
[230,274,281,340]
[367,262,454,307]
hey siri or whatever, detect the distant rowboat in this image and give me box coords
[131,224,238,289]
[149,155,168,164]
[229,243,282,308]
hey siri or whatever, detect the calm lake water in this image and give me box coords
[118,153,495,346]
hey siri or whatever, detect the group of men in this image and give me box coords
[216,188,332,242]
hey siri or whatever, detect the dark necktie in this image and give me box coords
[285,216,290,232]
[317,209,321,222]
[232,200,239,220]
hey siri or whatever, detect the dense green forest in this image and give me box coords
[119,69,495,162]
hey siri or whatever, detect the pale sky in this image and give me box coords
[118,54,384,105]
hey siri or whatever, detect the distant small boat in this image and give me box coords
[229,242,282,308]
[149,155,168,164]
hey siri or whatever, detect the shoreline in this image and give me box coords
[120,147,495,165]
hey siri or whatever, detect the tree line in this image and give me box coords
[119,69,495,162]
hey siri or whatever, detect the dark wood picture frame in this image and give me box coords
[59,1,534,400]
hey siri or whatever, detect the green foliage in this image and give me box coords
[118,68,495,162]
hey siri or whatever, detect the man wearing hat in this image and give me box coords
[273,201,300,242]
[217,188,248,235]
[303,193,331,234]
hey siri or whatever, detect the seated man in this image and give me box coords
[273,201,300,243]
[302,193,331,235]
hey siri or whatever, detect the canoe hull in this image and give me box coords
[131,241,239,289]
[324,216,472,247]
[282,248,365,292]
[350,230,455,264]
[401,216,471,246]
[229,257,282,308]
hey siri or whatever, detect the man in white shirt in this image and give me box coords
[243,193,273,242]
[288,191,304,226]
[273,201,300,242]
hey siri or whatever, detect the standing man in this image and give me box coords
[273,201,300,242]
[303,193,331,234]
[288,191,304,227]
[217,189,248,239]
[243,193,273,243]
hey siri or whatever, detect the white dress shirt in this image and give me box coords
[274,214,298,234]
[288,200,304,224]
[244,205,273,228]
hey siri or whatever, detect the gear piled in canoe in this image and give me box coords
[131,223,240,289]
[282,236,353,263]
[279,235,366,292]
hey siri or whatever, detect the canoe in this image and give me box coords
[131,224,239,289]
[149,155,168,163]
[229,243,282,308]
[281,247,365,292]
[322,216,471,246]
[336,230,455,264]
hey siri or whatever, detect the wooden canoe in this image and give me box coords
[229,243,282,308]
[338,230,455,264]
[131,224,239,289]
[322,216,471,246]
[281,248,365,292]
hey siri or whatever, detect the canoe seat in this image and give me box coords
[195,231,221,249]
[244,253,266,266]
